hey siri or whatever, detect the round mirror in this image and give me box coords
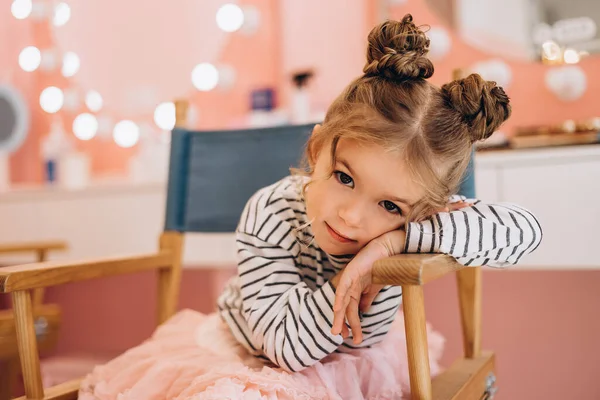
[0,84,30,153]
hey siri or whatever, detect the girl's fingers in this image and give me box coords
[332,274,354,334]
[346,297,363,344]
[359,284,384,312]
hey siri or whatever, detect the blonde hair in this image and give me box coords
[299,14,511,224]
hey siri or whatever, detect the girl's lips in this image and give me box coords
[325,223,355,243]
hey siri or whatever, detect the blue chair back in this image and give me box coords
[164,124,313,232]
[164,125,476,233]
[459,148,476,199]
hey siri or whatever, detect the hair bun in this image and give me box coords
[363,14,434,81]
[442,74,511,142]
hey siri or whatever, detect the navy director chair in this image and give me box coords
[1,100,493,400]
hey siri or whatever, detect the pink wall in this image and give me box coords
[424,271,600,400]
[278,0,372,112]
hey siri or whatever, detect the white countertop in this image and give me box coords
[475,144,600,167]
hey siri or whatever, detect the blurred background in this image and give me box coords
[1,0,599,399]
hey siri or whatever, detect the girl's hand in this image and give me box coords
[330,230,406,344]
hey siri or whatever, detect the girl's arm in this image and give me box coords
[404,200,543,267]
[331,200,542,340]
[234,190,343,373]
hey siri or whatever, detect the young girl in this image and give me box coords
[80,14,542,399]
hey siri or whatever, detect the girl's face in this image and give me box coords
[305,132,426,256]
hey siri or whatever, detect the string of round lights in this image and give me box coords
[12,0,258,147]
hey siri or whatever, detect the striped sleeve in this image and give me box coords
[404,201,543,267]
[235,191,343,372]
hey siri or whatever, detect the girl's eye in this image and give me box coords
[381,200,402,215]
[335,171,354,187]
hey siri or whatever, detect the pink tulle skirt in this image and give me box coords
[79,309,445,399]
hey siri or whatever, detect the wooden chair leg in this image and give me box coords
[157,232,184,325]
[12,290,44,399]
[403,285,432,400]
[456,267,482,358]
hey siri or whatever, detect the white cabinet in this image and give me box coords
[475,145,600,269]
[0,182,240,268]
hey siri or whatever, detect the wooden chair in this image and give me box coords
[0,100,496,400]
[0,241,66,400]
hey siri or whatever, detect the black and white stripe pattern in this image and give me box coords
[217,176,542,372]
[404,198,543,267]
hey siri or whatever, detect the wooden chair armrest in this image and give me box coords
[15,378,80,400]
[0,252,173,293]
[0,240,67,254]
[372,254,465,286]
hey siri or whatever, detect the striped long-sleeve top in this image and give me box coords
[217,175,542,372]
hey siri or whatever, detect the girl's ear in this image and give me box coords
[307,124,321,171]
